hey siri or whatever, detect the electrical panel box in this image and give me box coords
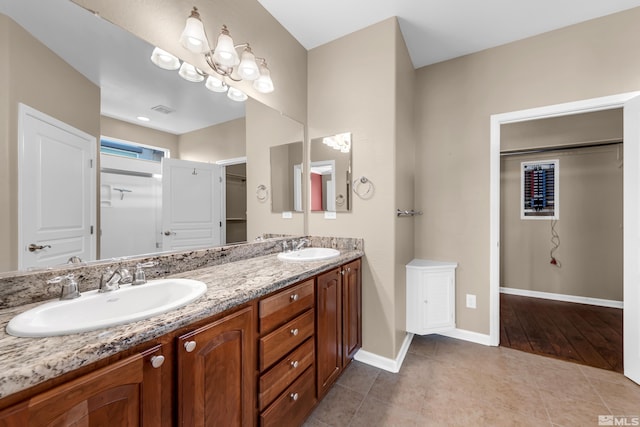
[521,159,559,220]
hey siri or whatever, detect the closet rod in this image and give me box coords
[500,139,622,157]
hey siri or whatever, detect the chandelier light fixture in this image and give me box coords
[150,6,274,102]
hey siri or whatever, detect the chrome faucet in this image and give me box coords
[295,238,310,251]
[47,274,81,300]
[132,262,156,285]
[99,266,132,293]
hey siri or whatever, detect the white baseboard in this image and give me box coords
[500,287,623,309]
[439,328,493,346]
[353,333,414,373]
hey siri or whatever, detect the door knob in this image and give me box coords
[28,244,51,252]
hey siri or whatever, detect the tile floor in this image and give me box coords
[304,334,640,427]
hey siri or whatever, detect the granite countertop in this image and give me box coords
[0,249,363,399]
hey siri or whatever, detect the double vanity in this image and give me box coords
[0,237,363,426]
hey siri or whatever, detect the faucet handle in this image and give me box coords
[132,262,156,285]
[48,274,80,300]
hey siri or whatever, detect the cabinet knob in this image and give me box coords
[290,360,299,368]
[290,294,299,302]
[290,392,299,401]
[184,340,197,352]
[347,267,351,272]
[290,328,299,336]
[150,355,165,368]
[340,270,345,276]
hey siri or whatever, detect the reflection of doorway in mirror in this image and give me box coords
[224,163,247,244]
[293,164,303,212]
[19,104,96,270]
[310,161,336,211]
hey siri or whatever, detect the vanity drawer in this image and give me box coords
[260,309,314,371]
[259,338,314,411]
[259,279,314,333]
[260,366,316,427]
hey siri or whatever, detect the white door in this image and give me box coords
[624,95,640,385]
[18,104,96,270]
[161,158,221,251]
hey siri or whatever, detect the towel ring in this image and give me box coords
[353,176,374,199]
[256,184,269,202]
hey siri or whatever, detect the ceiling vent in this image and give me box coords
[151,105,175,114]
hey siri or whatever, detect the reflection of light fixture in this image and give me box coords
[150,47,180,70]
[178,62,205,82]
[205,75,228,93]
[322,133,351,153]
[149,6,274,102]
[227,86,248,102]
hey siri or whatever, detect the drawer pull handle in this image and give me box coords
[290,360,299,368]
[184,340,197,353]
[150,355,165,368]
[290,294,299,302]
[290,392,299,401]
[290,328,299,336]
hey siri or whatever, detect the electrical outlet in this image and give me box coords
[466,294,477,309]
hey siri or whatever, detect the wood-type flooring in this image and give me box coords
[500,293,623,373]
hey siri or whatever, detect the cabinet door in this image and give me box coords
[316,267,342,399]
[177,306,255,427]
[342,259,362,366]
[2,345,164,427]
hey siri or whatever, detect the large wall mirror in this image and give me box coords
[310,133,352,212]
[0,0,304,274]
[270,142,304,213]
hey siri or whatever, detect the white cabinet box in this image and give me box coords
[406,259,457,335]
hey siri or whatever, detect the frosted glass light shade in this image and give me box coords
[180,8,209,53]
[150,47,180,70]
[178,62,205,83]
[237,48,259,80]
[253,62,274,93]
[213,29,240,67]
[227,87,248,102]
[205,75,228,93]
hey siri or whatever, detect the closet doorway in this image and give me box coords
[499,111,623,372]
[489,92,640,385]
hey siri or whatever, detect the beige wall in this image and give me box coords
[178,118,246,162]
[394,22,416,348]
[501,145,623,301]
[308,18,413,359]
[101,116,179,156]
[0,15,10,273]
[246,99,305,240]
[0,14,100,272]
[415,7,640,335]
[72,0,308,123]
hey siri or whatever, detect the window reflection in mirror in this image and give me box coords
[270,141,303,213]
[310,133,352,212]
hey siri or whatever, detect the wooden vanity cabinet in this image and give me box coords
[0,344,167,427]
[176,305,255,427]
[316,259,362,399]
[258,279,316,427]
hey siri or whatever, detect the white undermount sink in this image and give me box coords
[6,278,207,338]
[277,247,340,262]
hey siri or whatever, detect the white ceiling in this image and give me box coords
[3,0,640,135]
[257,0,640,68]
